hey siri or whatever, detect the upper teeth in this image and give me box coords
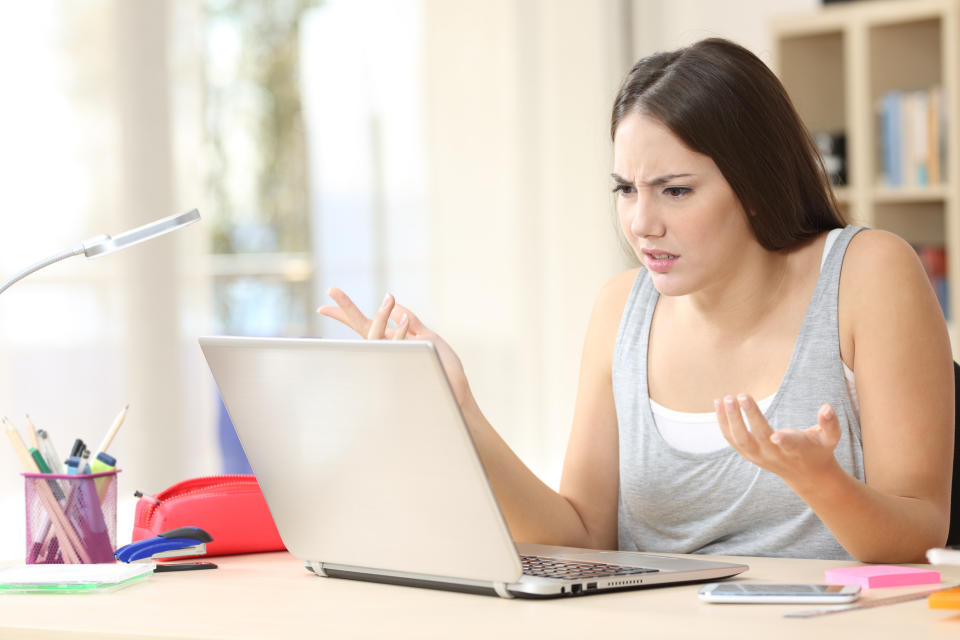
[652,253,673,259]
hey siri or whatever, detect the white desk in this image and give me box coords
[0,552,958,639]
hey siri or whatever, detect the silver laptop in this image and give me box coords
[199,336,747,598]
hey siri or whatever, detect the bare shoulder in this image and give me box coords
[839,227,949,367]
[843,228,924,277]
[596,268,643,312]
[840,228,934,317]
[583,268,643,364]
[592,268,643,329]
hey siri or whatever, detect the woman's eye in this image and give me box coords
[663,186,691,198]
[612,184,635,195]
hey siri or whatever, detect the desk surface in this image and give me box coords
[1,552,958,639]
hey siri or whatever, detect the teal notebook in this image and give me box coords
[0,562,155,593]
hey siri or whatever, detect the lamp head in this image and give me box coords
[81,209,201,258]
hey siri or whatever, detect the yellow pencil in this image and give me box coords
[24,415,39,450]
[5,419,87,563]
[97,403,129,455]
[4,418,37,471]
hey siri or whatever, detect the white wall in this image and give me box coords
[633,0,819,62]
[423,0,634,486]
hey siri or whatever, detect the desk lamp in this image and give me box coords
[0,209,200,295]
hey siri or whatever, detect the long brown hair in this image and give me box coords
[611,38,845,250]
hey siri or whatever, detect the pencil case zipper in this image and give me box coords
[140,474,261,530]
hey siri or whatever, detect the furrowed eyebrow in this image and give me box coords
[610,172,694,186]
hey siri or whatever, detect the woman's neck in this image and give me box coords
[679,242,804,341]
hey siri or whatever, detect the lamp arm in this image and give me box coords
[0,210,199,296]
[0,245,85,296]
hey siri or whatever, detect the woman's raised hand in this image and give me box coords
[715,394,844,486]
[316,287,472,408]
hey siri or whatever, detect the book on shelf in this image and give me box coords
[878,86,947,189]
[915,244,949,321]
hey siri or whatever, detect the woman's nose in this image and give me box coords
[629,196,664,238]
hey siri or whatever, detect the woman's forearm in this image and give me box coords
[459,393,605,548]
[787,462,949,563]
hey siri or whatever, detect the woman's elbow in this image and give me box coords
[850,514,950,564]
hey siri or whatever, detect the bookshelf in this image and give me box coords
[772,0,960,354]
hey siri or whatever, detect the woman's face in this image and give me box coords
[612,111,758,297]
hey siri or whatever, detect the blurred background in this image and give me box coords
[0,0,870,557]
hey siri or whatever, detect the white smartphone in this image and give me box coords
[698,583,861,604]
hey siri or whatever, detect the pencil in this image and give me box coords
[24,415,39,450]
[97,404,129,455]
[5,419,87,563]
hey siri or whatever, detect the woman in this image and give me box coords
[318,38,953,562]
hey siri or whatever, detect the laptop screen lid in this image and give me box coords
[199,336,523,584]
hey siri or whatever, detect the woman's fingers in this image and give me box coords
[769,427,801,450]
[315,305,351,326]
[391,303,426,333]
[392,313,409,340]
[721,395,758,455]
[720,395,843,482]
[817,404,842,447]
[317,288,419,341]
[321,287,374,336]
[738,394,775,448]
[367,293,395,339]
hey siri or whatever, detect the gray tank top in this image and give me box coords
[613,225,864,560]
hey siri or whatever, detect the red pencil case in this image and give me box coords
[131,474,286,556]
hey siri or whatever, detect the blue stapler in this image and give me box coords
[114,526,214,563]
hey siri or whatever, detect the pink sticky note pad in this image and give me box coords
[825,565,940,589]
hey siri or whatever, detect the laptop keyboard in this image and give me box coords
[520,555,659,580]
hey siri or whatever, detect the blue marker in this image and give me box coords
[65,455,81,474]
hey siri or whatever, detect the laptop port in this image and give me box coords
[586,582,598,590]
[572,584,582,594]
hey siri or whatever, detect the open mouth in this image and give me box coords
[642,249,679,273]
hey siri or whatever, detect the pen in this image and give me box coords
[69,438,85,458]
[97,404,129,456]
[36,428,64,474]
[66,439,85,473]
[5,420,88,563]
[80,446,91,473]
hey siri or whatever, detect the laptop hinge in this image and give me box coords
[309,561,515,598]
